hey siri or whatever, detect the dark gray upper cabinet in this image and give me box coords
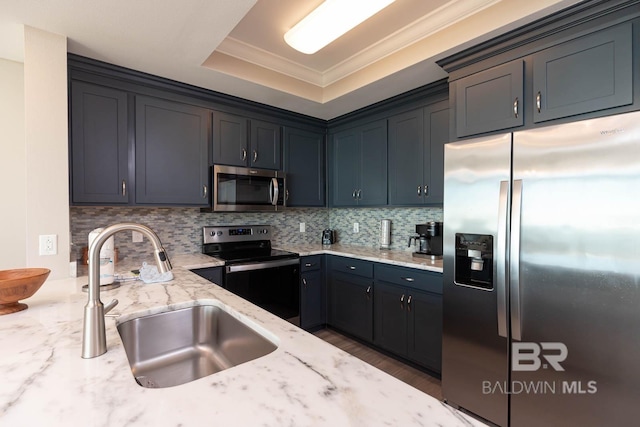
[388,101,449,206]
[532,23,633,123]
[454,60,524,137]
[212,111,248,167]
[212,112,282,169]
[135,96,209,205]
[283,127,325,207]
[70,81,129,204]
[250,119,281,169]
[330,119,387,206]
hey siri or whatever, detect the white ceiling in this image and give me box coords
[0,0,582,120]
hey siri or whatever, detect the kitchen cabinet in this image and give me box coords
[135,95,210,205]
[212,111,281,170]
[70,81,129,204]
[387,101,449,206]
[454,60,524,137]
[300,255,325,330]
[330,119,387,206]
[327,256,374,342]
[532,23,633,123]
[283,127,325,207]
[373,264,442,373]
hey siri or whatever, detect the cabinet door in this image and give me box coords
[250,120,281,170]
[407,289,442,373]
[70,82,129,204]
[423,101,449,205]
[328,271,373,342]
[212,111,248,166]
[283,127,325,206]
[358,120,388,206]
[373,281,407,356]
[532,23,632,123]
[301,269,325,330]
[388,109,424,206]
[331,128,360,206]
[135,96,209,205]
[455,60,523,137]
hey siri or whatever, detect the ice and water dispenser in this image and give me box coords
[454,233,494,290]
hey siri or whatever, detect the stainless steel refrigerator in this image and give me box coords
[442,110,640,426]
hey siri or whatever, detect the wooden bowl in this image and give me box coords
[0,268,50,315]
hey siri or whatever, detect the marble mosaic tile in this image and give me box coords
[69,205,443,260]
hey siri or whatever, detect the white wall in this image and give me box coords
[1,28,70,279]
[0,59,27,269]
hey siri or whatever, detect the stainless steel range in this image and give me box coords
[202,225,300,325]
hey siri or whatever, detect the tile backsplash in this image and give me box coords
[70,205,443,261]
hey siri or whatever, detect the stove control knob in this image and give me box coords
[261,228,268,234]
[210,231,215,236]
[217,231,223,236]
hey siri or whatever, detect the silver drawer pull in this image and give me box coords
[302,278,307,287]
[348,266,356,270]
[304,263,314,267]
[401,277,415,282]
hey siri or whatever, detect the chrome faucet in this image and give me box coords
[81,223,172,359]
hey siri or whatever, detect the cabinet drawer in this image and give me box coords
[329,256,373,278]
[301,255,322,272]
[374,264,442,295]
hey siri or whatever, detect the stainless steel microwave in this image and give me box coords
[210,165,287,212]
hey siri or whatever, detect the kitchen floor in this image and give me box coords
[314,328,442,401]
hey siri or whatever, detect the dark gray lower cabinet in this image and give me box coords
[328,257,374,342]
[373,264,442,373]
[70,81,129,204]
[135,96,209,205]
[283,127,325,207]
[300,255,325,330]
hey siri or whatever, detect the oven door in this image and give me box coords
[224,258,300,325]
[213,165,286,212]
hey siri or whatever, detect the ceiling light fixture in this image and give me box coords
[284,0,396,55]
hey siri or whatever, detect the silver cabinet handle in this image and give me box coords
[400,294,405,309]
[513,97,519,118]
[241,148,247,161]
[424,185,429,196]
[497,180,509,338]
[348,266,356,270]
[286,189,289,201]
[417,185,421,196]
[357,189,362,199]
[401,277,415,282]
[536,91,541,113]
[510,179,524,341]
[365,285,372,299]
[253,150,258,163]
[302,278,307,287]
[352,190,357,199]
[407,295,412,305]
[304,263,314,267]
[202,185,208,199]
[121,180,126,196]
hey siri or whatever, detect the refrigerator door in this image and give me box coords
[442,133,511,426]
[511,111,640,426]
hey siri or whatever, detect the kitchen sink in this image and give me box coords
[117,303,277,388]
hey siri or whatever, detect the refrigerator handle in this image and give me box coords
[497,180,509,338]
[510,179,524,341]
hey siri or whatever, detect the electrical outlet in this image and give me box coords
[39,234,57,256]
[353,222,359,233]
[132,231,144,243]
[299,222,306,232]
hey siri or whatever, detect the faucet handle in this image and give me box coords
[104,299,119,314]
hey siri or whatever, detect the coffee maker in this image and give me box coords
[408,222,443,259]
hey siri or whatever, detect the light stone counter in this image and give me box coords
[278,243,443,273]
[0,254,479,426]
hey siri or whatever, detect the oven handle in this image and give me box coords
[226,258,299,273]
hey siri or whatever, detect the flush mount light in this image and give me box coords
[284,0,396,55]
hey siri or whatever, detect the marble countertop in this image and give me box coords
[280,243,443,273]
[0,254,478,426]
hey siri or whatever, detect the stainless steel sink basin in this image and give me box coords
[117,304,277,388]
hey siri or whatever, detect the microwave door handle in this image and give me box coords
[270,177,279,206]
